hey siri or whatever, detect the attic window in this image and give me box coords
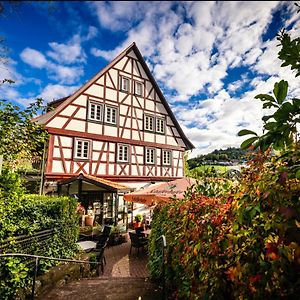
[120,76,130,92]
[144,115,154,132]
[105,105,117,125]
[135,81,143,96]
[88,101,103,122]
[156,118,165,134]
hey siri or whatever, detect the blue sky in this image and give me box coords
[0,1,299,157]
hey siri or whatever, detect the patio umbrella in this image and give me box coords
[123,177,196,206]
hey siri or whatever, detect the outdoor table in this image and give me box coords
[77,241,96,252]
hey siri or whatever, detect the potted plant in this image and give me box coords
[134,214,143,229]
[85,206,95,226]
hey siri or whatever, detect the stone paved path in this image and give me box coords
[103,235,149,278]
[38,234,163,300]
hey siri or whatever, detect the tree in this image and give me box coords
[238,13,300,153]
[0,99,48,170]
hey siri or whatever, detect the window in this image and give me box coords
[117,144,129,162]
[120,76,130,92]
[74,138,90,159]
[162,150,171,165]
[88,101,103,122]
[105,106,117,125]
[156,118,165,134]
[135,81,143,96]
[145,148,155,164]
[144,115,154,131]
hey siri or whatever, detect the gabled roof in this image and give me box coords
[58,173,133,192]
[32,42,194,150]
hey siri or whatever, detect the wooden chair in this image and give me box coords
[129,232,148,256]
[94,241,108,275]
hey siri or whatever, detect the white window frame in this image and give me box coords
[120,76,130,92]
[105,105,118,125]
[135,81,143,96]
[88,100,103,122]
[117,144,130,163]
[74,138,91,160]
[144,114,154,132]
[145,148,156,165]
[156,117,165,134]
[162,150,172,166]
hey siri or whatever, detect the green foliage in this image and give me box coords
[134,214,143,223]
[238,23,300,152]
[188,165,228,179]
[277,28,300,77]
[187,147,247,170]
[149,150,300,299]
[0,170,79,299]
[0,99,48,170]
[239,81,299,151]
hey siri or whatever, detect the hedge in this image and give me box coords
[148,152,300,299]
[0,169,79,299]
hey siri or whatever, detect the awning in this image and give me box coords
[123,177,196,206]
[58,173,133,192]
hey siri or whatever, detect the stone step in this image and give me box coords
[38,277,163,300]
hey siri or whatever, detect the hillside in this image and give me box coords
[187,147,247,169]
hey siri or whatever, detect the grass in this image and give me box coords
[190,165,229,172]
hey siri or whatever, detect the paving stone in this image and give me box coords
[38,234,162,299]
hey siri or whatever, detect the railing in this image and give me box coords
[156,235,167,300]
[0,229,55,254]
[0,253,101,300]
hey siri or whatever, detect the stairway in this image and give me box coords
[37,277,163,300]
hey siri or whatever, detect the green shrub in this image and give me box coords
[0,170,79,299]
[149,151,300,299]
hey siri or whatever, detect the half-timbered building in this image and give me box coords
[33,43,194,224]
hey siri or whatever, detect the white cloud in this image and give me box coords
[20,33,87,85]
[20,48,47,69]
[38,84,79,103]
[89,1,159,31]
[47,34,86,64]
[85,26,98,41]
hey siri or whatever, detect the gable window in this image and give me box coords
[156,118,165,134]
[88,101,103,122]
[135,81,143,96]
[162,150,172,166]
[145,148,155,164]
[74,138,90,160]
[144,114,154,132]
[105,105,117,125]
[120,76,130,92]
[117,144,129,162]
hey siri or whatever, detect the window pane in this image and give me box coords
[122,77,129,91]
[156,118,164,133]
[112,108,116,123]
[136,82,142,95]
[124,146,128,161]
[96,105,101,120]
[90,104,95,119]
[145,115,154,131]
[77,141,82,157]
[83,142,89,158]
[106,107,111,122]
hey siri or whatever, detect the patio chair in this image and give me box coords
[129,232,148,256]
[94,242,107,275]
[102,225,112,237]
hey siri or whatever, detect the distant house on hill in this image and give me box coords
[32,42,194,224]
